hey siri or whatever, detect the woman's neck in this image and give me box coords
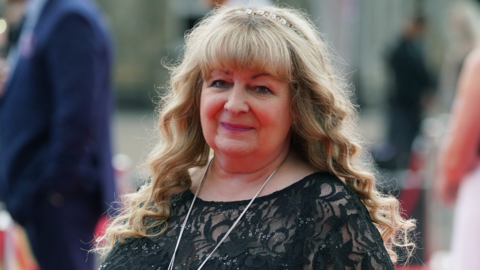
[212,145,289,181]
[192,148,315,202]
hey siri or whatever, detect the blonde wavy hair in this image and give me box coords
[96,6,416,263]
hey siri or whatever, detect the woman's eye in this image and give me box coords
[211,80,228,88]
[254,86,272,94]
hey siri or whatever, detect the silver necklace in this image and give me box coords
[168,158,281,270]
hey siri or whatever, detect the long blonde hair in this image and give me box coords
[97,6,416,263]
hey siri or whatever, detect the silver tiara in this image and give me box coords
[241,9,301,36]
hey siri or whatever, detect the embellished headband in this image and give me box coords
[241,8,301,36]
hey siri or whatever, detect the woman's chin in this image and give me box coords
[211,139,256,158]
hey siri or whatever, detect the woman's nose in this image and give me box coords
[224,84,249,115]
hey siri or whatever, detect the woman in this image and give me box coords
[97,6,415,269]
[436,3,480,269]
[436,48,480,270]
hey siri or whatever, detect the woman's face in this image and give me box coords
[200,69,292,159]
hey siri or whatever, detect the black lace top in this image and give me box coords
[99,172,395,270]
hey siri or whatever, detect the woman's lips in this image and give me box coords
[220,122,254,132]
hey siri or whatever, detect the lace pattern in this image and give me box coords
[99,172,394,270]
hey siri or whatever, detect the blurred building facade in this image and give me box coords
[96,0,459,112]
[0,0,467,111]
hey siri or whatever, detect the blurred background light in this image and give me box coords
[0,18,7,35]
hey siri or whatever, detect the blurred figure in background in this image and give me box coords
[202,0,272,8]
[386,15,435,169]
[438,1,480,113]
[1,0,26,56]
[436,31,480,270]
[0,0,116,269]
[0,0,25,98]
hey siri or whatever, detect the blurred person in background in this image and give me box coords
[436,31,480,270]
[202,0,272,8]
[0,0,116,269]
[386,15,435,170]
[1,0,26,56]
[96,6,415,269]
[0,0,25,98]
[438,1,480,113]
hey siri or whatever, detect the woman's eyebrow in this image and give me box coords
[208,70,232,77]
[251,73,272,79]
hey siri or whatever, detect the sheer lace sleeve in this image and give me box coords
[303,181,394,270]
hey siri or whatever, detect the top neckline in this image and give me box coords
[184,171,335,206]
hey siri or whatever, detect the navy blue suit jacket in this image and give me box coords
[0,0,116,226]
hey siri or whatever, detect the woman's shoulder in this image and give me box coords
[271,170,367,215]
[99,236,169,270]
[289,171,374,227]
[294,171,359,201]
[462,48,480,77]
[298,173,394,265]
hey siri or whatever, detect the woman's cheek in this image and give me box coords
[201,94,222,131]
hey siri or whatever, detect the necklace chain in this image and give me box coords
[168,157,281,270]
